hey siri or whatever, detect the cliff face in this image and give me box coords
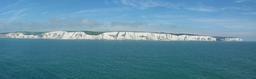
[4,31,242,41]
[0,34,6,38]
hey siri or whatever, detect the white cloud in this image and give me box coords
[0,10,17,16]
[7,9,27,23]
[114,0,256,13]
[117,0,180,9]
[186,7,216,12]
[0,8,27,23]
[115,0,219,12]
[242,12,256,15]
[56,7,130,20]
[191,18,256,30]
[0,0,25,12]
[221,7,249,11]
[235,0,250,3]
[73,8,127,14]
[0,0,31,23]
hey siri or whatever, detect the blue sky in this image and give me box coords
[0,0,256,41]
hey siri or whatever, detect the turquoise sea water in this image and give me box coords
[0,39,255,79]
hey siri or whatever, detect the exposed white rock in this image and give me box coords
[6,33,39,39]
[223,37,243,41]
[4,31,242,41]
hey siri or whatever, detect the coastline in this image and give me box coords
[1,31,243,42]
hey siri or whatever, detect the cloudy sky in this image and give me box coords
[0,0,256,41]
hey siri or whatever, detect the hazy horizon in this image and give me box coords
[0,0,256,41]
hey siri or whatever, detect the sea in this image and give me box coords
[0,39,255,79]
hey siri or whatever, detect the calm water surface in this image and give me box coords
[0,39,256,79]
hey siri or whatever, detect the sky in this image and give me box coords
[0,0,256,41]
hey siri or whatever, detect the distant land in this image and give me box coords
[0,31,242,41]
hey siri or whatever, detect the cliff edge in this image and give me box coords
[2,31,242,41]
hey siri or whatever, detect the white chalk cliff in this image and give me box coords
[4,31,242,41]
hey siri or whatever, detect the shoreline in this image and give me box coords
[1,31,243,42]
